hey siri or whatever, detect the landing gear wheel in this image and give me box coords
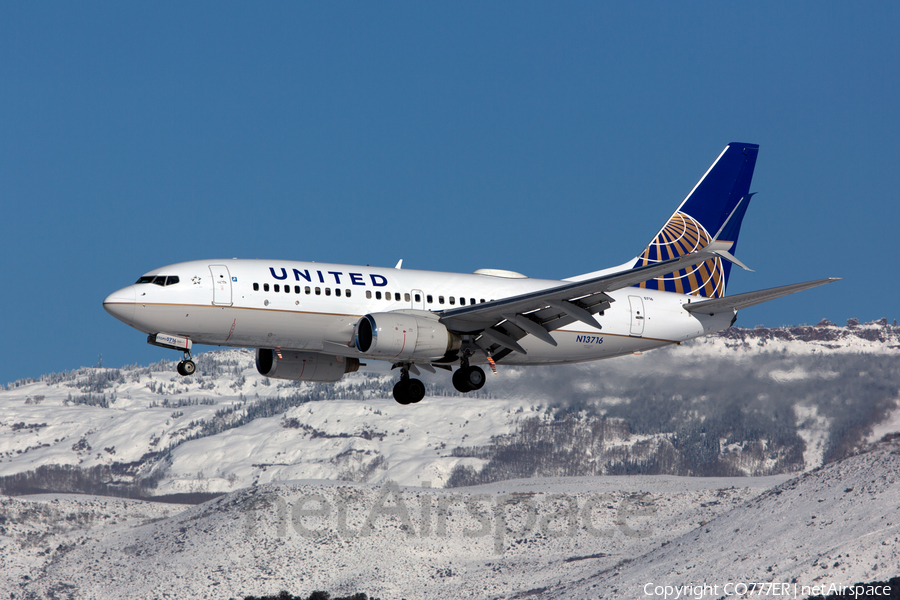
[453,368,473,393]
[453,366,485,393]
[406,379,426,404]
[393,378,426,405]
[177,360,196,376]
[393,379,412,404]
[465,366,486,391]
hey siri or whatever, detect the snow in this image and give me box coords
[4,439,898,599]
[158,395,546,494]
[548,439,900,599]
[2,473,785,599]
[2,321,900,597]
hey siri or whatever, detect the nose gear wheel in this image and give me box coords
[177,349,195,377]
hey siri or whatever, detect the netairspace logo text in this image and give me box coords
[242,482,657,555]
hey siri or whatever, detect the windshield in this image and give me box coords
[135,275,180,286]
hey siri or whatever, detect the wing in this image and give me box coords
[683,278,840,316]
[438,243,739,358]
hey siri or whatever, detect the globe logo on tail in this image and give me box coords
[634,211,726,298]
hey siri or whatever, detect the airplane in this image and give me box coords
[104,143,838,405]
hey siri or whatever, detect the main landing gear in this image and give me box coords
[451,348,486,393]
[393,366,426,405]
[452,365,485,393]
[176,351,196,377]
[391,350,487,404]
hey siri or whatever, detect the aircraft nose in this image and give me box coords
[103,285,136,325]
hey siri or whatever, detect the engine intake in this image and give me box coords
[355,312,460,360]
[256,349,360,382]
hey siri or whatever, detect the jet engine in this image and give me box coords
[354,312,460,360]
[256,349,360,382]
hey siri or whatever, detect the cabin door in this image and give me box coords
[210,264,233,306]
[628,295,645,337]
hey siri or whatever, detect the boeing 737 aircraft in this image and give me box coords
[104,143,837,404]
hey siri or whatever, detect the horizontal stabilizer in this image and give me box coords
[684,278,840,316]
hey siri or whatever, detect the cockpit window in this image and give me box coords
[135,275,180,286]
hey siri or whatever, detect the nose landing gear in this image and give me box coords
[176,350,196,377]
[148,333,196,377]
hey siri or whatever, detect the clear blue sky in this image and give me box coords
[2,3,898,384]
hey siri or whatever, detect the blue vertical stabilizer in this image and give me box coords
[632,143,759,298]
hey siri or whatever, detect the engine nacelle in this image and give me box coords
[355,311,460,360]
[256,349,360,382]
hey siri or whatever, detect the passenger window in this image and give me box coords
[315,287,321,295]
[325,288,331,296]
[460,297,466,305]
[366,291,372,299]
[295,286,301,294]
[470,298,475,305]
[253,283,259,291]
[375,291,382,300]
[414,293,420,302]
[346,289,351,298]
[264,284,270,292]
[394,292,401,301]
[274,284,280,292]
[481,299,486,303]
[285,286,290,293]
[336,288,342,297]
[305,286,311,294]
[449,297,456,305]
[439,296,445,305]
[427,295,433,304]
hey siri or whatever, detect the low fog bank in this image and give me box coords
[442,348,899,485]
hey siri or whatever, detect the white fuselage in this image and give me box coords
[104,259,734,366]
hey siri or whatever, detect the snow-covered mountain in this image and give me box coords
[4,438,898,600]
[2,319,899,498]
[687,317,900,355]
[1,319,899,598]
[547,436,900,599]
